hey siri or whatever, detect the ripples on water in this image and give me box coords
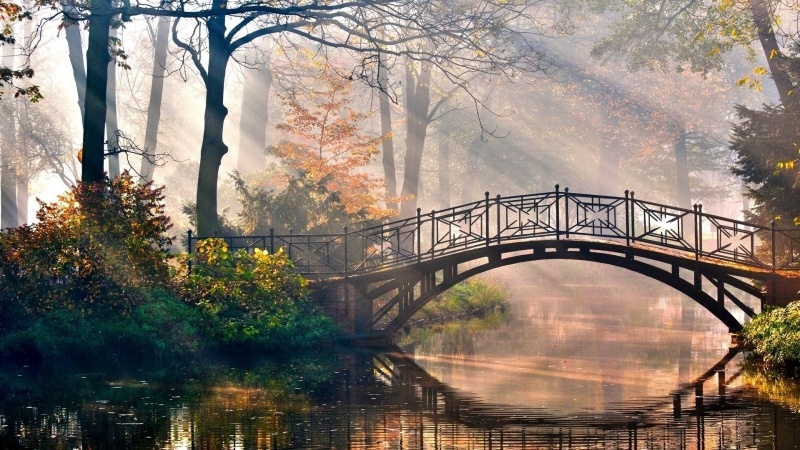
[2,265,800,448]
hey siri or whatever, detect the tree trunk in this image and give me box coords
[378,52,397,211]
[438,136,450,210]
[236,61,272,174]
[195,14,230,236]
[81,0,113,184]
[106,26,120,178]
[748,0,796,108]
[674,127,691,208]
[63,1,86,122]
[399,61,432,219]
[1,38,18,228]
[139,15,170,183]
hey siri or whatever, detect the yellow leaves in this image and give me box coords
[770,49,779,60]
[737,75,763,92]
[777,160,796,170]
[753,66,768,76]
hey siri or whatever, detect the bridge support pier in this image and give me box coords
[765,276,800,307]
[309,280,391,345]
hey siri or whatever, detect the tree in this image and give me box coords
[731,104,800,226]
[27,0,557,236]
[232,67,392,234]
[579,0,799,108]
[139,14,172,183]
[0,0,38,101]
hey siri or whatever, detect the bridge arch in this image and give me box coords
[351,240,763,337]
[193,188,799,339]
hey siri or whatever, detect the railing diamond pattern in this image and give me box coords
[188,187,800,277]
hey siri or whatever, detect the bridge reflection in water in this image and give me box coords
[1,346,799,448]
[300,347,794,449]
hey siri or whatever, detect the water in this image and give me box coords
[2,263,800,449]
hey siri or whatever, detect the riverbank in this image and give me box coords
[741,300,800,375]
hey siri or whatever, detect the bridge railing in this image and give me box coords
[187,187,800,277]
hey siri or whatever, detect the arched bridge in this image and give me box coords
[189,187,800,339]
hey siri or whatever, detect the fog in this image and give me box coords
[0,2,781,231]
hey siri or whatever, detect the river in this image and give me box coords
[2,262,800,448]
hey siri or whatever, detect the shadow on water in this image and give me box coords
[1,344,800,448]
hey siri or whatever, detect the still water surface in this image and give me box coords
[2,264,800,449]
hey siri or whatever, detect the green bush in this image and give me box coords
[742,301,800,368]
[411,278,509,325]
[176,238,336,350]
[0,289,203,366]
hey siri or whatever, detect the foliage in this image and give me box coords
[175,238,336,349]
[731,104,800,227]
[232,167,381,235]
[409,278,509,325]
[0,172,173,330]
[0,289,203,366]
[577,0,752,75]
[0,1,40,101]
[742,301,800,368]
[232,71,394,234]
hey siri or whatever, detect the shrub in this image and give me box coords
[0,289,203,366]
[411,278,509,325]
[0,173,172,332]
[176,239,336,350]
[742,301,800,368]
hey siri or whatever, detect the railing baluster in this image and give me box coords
[431,210,436,260]
[693,205,699,261]
[344,226,349,278]
[496,195,501,244]
[624,190,630,246]
[555,185,560,240]
[697,204,703,258]
[417,208,422,263]
[630,191,636,244]
[270,228,275,254]
[772,220,776,272]
[485,192,491,247]
[565,188,570,239]
[187,229,193,273]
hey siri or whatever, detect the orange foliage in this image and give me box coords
[272,73,394,220]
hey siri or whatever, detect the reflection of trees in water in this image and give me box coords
[1,348,800,448]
